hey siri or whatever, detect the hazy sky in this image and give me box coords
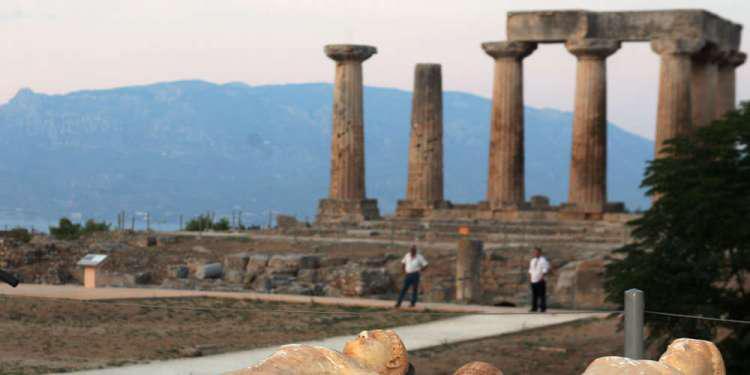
[1,0,748,139]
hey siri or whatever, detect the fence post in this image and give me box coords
[624,288,644,359]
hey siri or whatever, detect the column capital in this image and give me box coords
[692,44,726,64]
[324,44,377,62]
[720,50,747,67]
[565,38,621,59]
[482,41,537,60]
[651,38,705,56]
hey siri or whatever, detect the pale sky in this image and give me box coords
[1,0,748,140]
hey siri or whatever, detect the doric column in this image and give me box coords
[482,41,537,210]
[691,45,721,127]
[565,39,620,213]
[716,51,747,119]
[316,44,380,223]
[651,38,705,158]
[401,64,444,213]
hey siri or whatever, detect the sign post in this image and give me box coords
[77,254,108,289]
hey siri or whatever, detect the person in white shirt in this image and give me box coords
[528,247,550,312]
[395,245,428,308]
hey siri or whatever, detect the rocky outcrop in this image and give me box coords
[454,361,504,375]
[343,330,409,375]
[231,344,375,374]
[231,329,408,375]
[659,339,725,375]
[583,338,725,375]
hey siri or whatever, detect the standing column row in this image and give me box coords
[565,39,620,213]
[317,44,380,223]
[482,41,536,210]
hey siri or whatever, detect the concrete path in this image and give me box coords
[66,313,604,375]
[1,284,607,374]
[1,284,534,314]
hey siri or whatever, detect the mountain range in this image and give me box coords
[0,80,653,228]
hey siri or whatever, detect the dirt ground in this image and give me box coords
[409,317,623,375]
[0,296,451,374]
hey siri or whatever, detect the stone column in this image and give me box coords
[482,41,537,210]
[565,39,620,213]
[716,51,747,119]
[316,44,381,223]
[396,64,445,217]
[456,239,482,303]
[651,38,705,158]
[691,45,721,127]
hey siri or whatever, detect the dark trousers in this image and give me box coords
[396,272,420,307]
[530,280,546,312]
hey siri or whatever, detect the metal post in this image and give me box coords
[624,288,644,359]
[179,215,183,231]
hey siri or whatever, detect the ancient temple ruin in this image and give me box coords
[317,9,746,224]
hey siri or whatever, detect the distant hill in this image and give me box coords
[0,81,652,228]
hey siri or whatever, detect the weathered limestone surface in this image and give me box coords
[716,51,747,118]
[456,239,483,303]
[507,10,741,50]
[482,41,536,209]
[566,39,620,213]
[652,38,705,158]
[397,64,445,217]
[317,44,380,223]
[691,46,721,127]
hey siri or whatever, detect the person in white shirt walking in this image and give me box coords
[528,247,550,313]
[395,245,428,308]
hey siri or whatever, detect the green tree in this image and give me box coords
[605,103,750,373]
[82,219,110,234]
[49,218,82,240]
[184,214,230,231]
[213,217,230,231]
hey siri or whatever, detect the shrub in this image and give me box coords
[4,228,32,243]
[184,214,231,231]
[82,219,110,234]
[49,218,82,240]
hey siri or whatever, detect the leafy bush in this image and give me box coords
[50,218,109,240]
[82,219,110,234]
[4,228,32,243]
[49,218,82,240]
[213,218,230,231]
[184,214,231,231]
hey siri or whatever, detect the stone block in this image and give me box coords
[276,215,299,229]
[324,264,392,297]
[297,269,320,284]
[553,258,613,309]
[246,254,270,274]
[134,271,152,285]
[224,252,251,272]
[196,262,223,280]
[224,270,245,284]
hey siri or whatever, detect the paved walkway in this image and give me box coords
[1,285,607,374]
[1,284,532,313]
[67,313,602,375]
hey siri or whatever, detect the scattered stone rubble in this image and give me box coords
[230,330,724,375]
